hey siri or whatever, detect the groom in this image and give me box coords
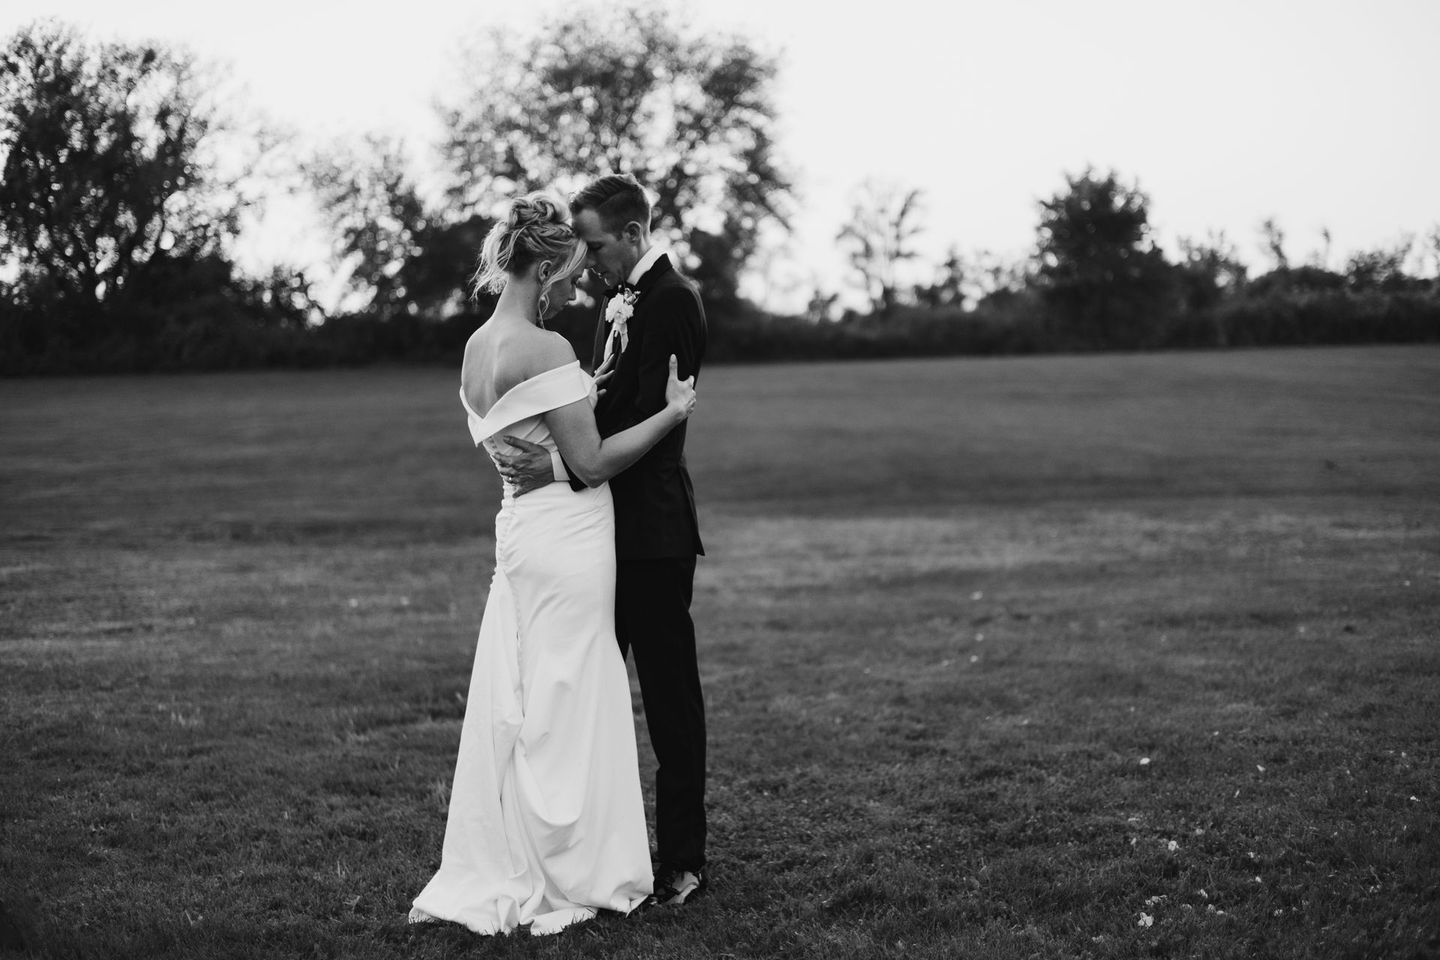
[497,173,709,906]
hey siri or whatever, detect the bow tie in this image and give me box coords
[604,282,636,300]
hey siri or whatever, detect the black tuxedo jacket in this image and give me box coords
[567,254,706,558]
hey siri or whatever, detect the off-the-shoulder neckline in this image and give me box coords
[459,359,582,420]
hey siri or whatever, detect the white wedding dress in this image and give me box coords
[408,360,652,936]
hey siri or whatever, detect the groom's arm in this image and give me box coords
[493,439,573,495]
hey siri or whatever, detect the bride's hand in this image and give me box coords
[665,354,697,420]
[593,350,618,397]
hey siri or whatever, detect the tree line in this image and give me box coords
[2,15,1437,375]
[812,171,1439,358]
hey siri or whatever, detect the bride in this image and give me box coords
[408,193,696,936]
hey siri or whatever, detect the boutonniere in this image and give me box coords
[605,287,638,353]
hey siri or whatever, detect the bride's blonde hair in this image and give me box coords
[472,193,586,311]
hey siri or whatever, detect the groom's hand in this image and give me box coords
[495,436,555,497]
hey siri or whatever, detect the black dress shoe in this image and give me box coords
[647,865,707,906]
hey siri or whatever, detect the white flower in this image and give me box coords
[1138,757,1151,766]
[1167,840,1179,852]
[604,289,638,353]
[1138,912,1154,928]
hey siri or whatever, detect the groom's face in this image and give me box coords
[573,209,637,288]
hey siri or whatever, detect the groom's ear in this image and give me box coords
[622,221,644,244]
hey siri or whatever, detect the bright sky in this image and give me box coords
[5,0,1439,312]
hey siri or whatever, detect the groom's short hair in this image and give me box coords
[571,174,652,236]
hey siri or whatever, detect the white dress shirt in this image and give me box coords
[626,244,668,285]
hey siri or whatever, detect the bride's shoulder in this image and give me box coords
[524,329,578,375]
[458,327,490,387]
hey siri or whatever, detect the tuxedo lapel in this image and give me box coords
[593,254,676,426]
[633,255,674,305]
[591,298,609,369]
[602,254,673,367]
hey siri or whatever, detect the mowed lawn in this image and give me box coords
[1,346,1438,960]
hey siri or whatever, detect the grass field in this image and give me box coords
[2,346,1438,959]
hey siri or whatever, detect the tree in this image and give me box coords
[1174,231,1248,346]
[1247,217,1345,297]
[914,245,966,310]
[969,249,1030,305]
[1176,231,1247,309]
[1034,168,1175,347]
[306,136,434,318]
[836,180,925,315]
[1345,236,1414,292]
[1259,217,1289,270]
[437,5,791,311]
[803,288,840,324]
[0,21,237,316]
[1310,226,1334,270]
[1422,225,1440,292]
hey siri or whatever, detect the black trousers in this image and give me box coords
[615,556,706,872]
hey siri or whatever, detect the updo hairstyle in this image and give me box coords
[472,193,586,306]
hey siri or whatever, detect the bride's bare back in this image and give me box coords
[461,317,574,416]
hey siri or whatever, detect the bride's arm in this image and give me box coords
[545,353,695,487]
